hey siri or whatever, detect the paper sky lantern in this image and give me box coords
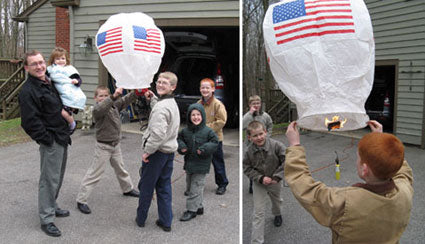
[263,0,375,131]
[96,12,165,89]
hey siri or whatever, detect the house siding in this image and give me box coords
[26,2,56,60]
[365,0,425,146]
[71,0,239,105]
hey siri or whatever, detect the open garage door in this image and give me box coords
[155,25,239,128]
[365,63,396,132]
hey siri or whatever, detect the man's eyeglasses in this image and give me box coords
[156,80,171,86]
[27,61,46,67]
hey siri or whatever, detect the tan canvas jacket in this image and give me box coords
[285,146,413,244]
[198,96,227,141]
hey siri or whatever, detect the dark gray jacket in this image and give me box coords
[177,103,218,174]
[94,92,137,144]
[243,137,286,183]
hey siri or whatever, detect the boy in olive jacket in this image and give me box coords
[177,103,219,222]
[243,121,285,244]
[76,86,140,214]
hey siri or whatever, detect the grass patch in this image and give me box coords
[0,118,31,147]
[271,122,290,135]
[242,122,290,139]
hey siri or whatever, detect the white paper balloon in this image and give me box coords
[263,0,375,131]
[96,12,165,89]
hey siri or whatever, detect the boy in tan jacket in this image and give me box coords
[198,78,229,195]
[285,120,413,243]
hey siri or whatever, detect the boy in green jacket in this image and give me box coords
[177,103,219,221]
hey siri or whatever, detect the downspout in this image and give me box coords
[68,6,74,65]
[422,64,425,149]
[24,22,28,53]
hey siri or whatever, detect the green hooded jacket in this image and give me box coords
[177,103,219,174]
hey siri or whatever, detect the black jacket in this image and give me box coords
[177,103,218,174]
[18,75,71,146]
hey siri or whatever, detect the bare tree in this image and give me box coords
[243,0,263,109]
[1,0,35,58]
[0,0,3,57]
[243,0,270,110]
[243,0,284,114]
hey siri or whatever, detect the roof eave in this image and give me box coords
[12,0,49,22]
[51,0,80,7]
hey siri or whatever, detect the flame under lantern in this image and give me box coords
[325,116,347,131]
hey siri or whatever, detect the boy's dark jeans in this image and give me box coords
[136,151,174,227]
[212,142,229,188]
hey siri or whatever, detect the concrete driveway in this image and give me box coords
[0,125,240,244]
[243,130,425,244]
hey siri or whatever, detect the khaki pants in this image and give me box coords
[251,181,283,244]
[76,141,133,204]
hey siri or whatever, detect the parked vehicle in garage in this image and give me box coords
[365,75,394,131]
[153,30,239,128]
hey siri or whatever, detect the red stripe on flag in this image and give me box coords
[134,44,161,50]
[135,40,161,46]
[98,42,122,50]
[277,29,355,45]
[106,33,121,39]
[99,47,123,54]
[275,22,354,37]
[108,26,122,32]
[305,0,349,4]
[307,9,352,15]
[148,39,161,43]
[134,48,161,54]
[305,3,350,9]
[147,35,161,39]
[108,30,121,35]
[100,49,124,56]
[103,37,121,43]
[274,15,352,31]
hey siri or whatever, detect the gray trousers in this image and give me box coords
[185,173,207,212]
[76,141,133,204]
[251,181,283,244]
[39,140,68,225]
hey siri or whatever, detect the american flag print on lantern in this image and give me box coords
[133,26,162,54]
[273,0,355,45]
[97,27,124,56]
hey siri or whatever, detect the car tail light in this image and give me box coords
[215,63,224,89]
[383,92,390,116]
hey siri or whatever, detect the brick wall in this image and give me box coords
[55,7,70,52]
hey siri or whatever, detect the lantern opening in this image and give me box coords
[325,116,347,131]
